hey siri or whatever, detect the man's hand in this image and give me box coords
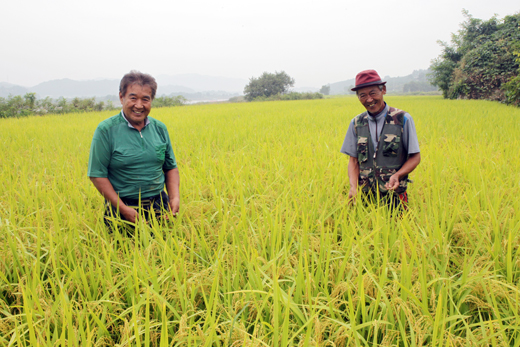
[164,168,180,218]
[385,174,400,191]
[384,153,421,191]
[348,187,357,204]
[169,196,180,216]
[121,205,138,224]
[90,177,139,223]
[348,156,360,205]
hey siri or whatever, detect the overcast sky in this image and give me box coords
[1,0,518,88]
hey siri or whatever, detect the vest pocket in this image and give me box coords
[359,168,374,192]
[377,170,408,194]
[357,136,369,163]
[382,134,400,157]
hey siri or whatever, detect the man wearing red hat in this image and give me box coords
[340,70,421,210]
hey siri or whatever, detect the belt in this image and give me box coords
[120,194,161,208]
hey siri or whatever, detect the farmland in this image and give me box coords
[1,95,520,346]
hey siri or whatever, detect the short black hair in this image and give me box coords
[119,70,158,99]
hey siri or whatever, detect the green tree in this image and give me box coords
[503,42,520,106]
[57,97,69,112]
[0,94,32,118]
[0,95,119,118]
[319,84,330,95]
[35,97,53,114]
[24,93,36,110]
[243,71,295,101]
[429,11,520,104]
[152,95,187,107]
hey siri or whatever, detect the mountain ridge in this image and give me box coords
[0,74,249,99]
[0,70,437,99]
[328,69,437,95]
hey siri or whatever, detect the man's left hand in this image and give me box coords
[168,197,180,216]
[385,174,400,191]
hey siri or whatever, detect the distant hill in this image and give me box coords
[158,85,196,94]
[0,74,248,100]
[156,74,247,93]
[329,69,438,95]
[0,82,29,98]
[30,79,119,98]
[1,71,436,100]
[292,86,319,93]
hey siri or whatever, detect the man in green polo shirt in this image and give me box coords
[88,70,180,227]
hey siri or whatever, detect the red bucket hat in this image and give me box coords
[351,70,386,91]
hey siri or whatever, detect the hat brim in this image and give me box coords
[351,80,386,91]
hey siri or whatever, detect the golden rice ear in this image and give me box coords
[4,94,519,345]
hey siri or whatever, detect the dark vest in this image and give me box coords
[354,107,408,194]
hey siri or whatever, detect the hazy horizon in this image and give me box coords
[2,0,518,88]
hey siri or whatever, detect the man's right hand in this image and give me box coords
[347,156,360,205]
[121,206,138,224]
[90,177,139,224]
[348,188,357,204]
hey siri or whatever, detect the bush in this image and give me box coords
[152,95,187,107]
[0,94,117,118]
[244,71,295,101]
[503,44,520,106]
[0,93,189,119]
[429,11,520,105]
[252,92,324,102]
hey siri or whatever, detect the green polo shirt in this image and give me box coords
[88,112,177,199]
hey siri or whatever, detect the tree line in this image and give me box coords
[0,93,114,118]
[244,71,324,101]
[0,94,186,118]
[430,11,520,106]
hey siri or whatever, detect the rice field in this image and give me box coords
[1,95,520,346]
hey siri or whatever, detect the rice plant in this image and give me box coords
[1,96,519,346]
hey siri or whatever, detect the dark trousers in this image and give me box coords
[104,191,170,231]
[361,191,408,212]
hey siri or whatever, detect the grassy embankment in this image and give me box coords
[1,96,520,346]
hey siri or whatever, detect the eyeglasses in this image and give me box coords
[357,89,382,101]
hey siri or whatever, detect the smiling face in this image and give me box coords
[357,85,386,115]
[119,83,153,129]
